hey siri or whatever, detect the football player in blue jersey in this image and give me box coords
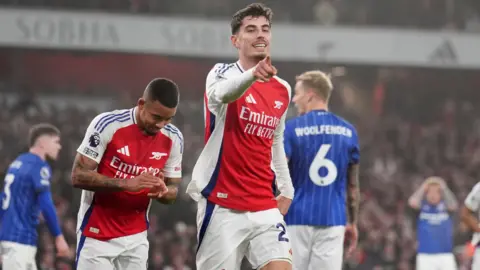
[0,123,71,270]
[408,176,458,270]
[283,70,360,270]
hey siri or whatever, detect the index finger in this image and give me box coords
[264,55,271,66]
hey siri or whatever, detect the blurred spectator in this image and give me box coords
[1,0,478,31]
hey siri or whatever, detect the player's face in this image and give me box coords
[232,16,271,60]
[292,81,311,115]
[426,184,442,205]
[41,135,62,160]
[138,98,176,135]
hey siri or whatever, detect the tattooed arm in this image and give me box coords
[155,177,181,204]
[71,154,161,192]
[347,163,360,224]
[71,154,127,192]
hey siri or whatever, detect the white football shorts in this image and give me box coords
[0,241,38,270]
[195,198,292,270]
[471,248,480,270]
[287,225,345,270]
[75,230,149,270]
[416,253,457,270]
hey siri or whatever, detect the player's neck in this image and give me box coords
[238,57,259,71]
[307,102,328,112]
[29,147,46,160]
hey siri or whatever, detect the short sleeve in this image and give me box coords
[283,121,295,159]
[31,165,52,193]
[350,128,360,164]
[465,183,480,212]
[76,112,116,163]
[163,128,183,179]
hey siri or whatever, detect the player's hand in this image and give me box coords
[253,56,277,82]
[55,235,72,258]
[124,171,164,192]
[147,184,169,198]
[344,223,358,258]
[275,195,292,215]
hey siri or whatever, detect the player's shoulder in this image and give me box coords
[161,124,184,142]
[331,113,356,130]
[285,114,300,129]
[470,182,480,194]
[272,76,291,91]
[271,76,292,100]
[12,153,50,176]
[209,62,242,78]
[90,107,136,134]
[13,153,47,168]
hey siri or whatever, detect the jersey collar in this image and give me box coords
[235,61,245,73]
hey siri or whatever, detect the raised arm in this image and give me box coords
[207,57,275,104]
[408,182,427,210]
[439,181,458,212]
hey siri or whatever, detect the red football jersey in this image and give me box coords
[76,107,183,240]
[188,62,291,211]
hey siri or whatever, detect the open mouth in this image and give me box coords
[253,43,267,49]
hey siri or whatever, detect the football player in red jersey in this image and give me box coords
[187,3,294,270]
[71,78,183,270]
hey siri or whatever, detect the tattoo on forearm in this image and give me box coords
[157,185,178,204]
[347,164,360,224]
[157,178,181,204]
[71,155,124,191]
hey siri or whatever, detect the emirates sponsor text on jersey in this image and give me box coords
[110,156,163,179]
[239,106,280,139]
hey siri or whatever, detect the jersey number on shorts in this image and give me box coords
[2,174,15,210]
[276,223,289,242]
[309,144,338,186]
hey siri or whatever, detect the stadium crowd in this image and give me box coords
[0,59,479,269]
[1,0,480,31]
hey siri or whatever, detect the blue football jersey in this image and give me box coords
[284,110,360,226]
[0,153,52,246]
[416,200,453,254]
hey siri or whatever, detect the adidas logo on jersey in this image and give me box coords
[117,146,130,156]
[245,93,257,104]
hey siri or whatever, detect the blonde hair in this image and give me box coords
[295,70,333,102]
[424,176,445,187]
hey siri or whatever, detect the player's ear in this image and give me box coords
[231,35,240,49]
[307,89,315,102]
[137,98,145,108]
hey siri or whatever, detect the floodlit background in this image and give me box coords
[0,0,480,269]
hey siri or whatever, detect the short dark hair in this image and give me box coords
[144,78,180,108]
[28,123,60,147]
[231,3,273,34]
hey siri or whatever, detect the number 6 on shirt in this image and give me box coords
[309,144,338,186]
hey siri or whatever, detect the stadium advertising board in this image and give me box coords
[0,8,479,69]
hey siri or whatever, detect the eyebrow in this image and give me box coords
[245,24,270,29]
[152,113,173,119]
